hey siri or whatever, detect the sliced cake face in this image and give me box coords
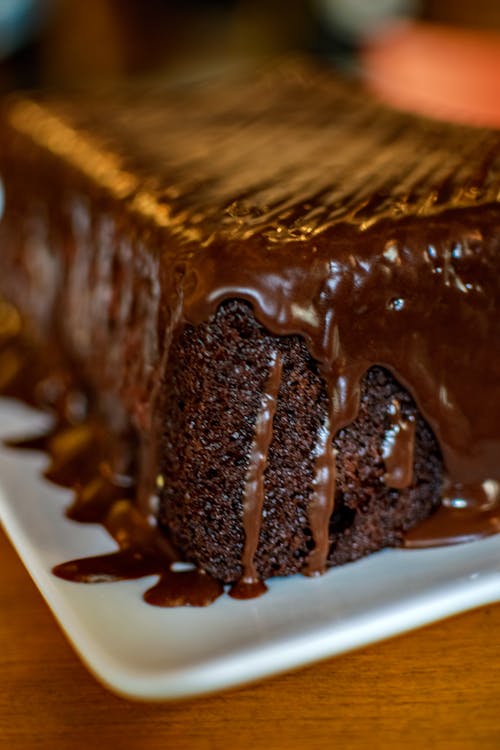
[158,300,442,584]
[0,62,499,598]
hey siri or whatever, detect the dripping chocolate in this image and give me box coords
[0,62,499,606]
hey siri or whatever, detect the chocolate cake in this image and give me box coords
[0,61,499,604]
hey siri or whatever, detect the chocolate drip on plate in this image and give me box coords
[145,567,223,607]
[405,479,500,547]
[53,549,161,583]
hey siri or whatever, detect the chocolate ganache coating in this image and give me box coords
[0,60,499,598]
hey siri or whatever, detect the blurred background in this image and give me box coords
[0,0,499,125]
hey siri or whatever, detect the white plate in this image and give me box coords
[1,396,500,701]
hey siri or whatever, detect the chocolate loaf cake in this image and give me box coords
[0,62,499,604]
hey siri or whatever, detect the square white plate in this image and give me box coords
[1,396,500,701]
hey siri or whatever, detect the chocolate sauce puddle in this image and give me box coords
[53,549,161,583]
[405,480,500,547]
[145,569,223,607]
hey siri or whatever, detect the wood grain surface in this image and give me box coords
[1,527,499,750]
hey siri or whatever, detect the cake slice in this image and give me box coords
[0,62,499,604]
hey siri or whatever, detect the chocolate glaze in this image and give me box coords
[181,212,500,560]
[303,394,338,576]
[0,61,499,601]
[382,399,416,490]
[229,350,283,598]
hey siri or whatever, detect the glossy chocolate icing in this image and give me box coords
[180,206,500,566]
[382,399,416,490]
[0,61,499,602]
[229,350,283,599]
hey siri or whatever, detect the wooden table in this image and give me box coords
[1,528,499,750]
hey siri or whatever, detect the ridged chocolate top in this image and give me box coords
[3,60,500,585]
[8,62,500,242]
